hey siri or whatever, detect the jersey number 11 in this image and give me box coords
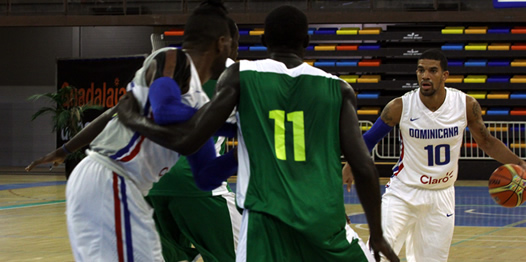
[269,110,306,162]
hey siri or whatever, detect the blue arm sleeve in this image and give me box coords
[186,139,238,191]
[214,123,237,138]
[148,77,197,125]
[363,117,393,152]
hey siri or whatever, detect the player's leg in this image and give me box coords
[302,222,375,262]
[66,157,106,261]
[66,156,164,261]
[406,186,455,262]
[379,184,417,261]
[147,196,200,262]
[170,193,240,262]
[236,209,295,262]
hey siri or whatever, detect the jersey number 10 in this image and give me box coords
[424,144,450,166]
[269,110,306,162]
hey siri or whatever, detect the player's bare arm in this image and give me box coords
[342,90,401,194]
[339,82,399,262]
[380,97,403,127]
[466,95,526,169]
[118,63,240,156]
[25,105,118,171]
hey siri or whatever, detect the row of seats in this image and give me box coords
[442,43,526,50]
[356,105,526,116]
[165,26,526,36]
[302,58,526,67]
[238,44,383,51]
[237,43,526,51]
[448,59,526,67]
[239,27,382,36]
[466,91,526,99]
[441,26,526,34]
[338,74,526,84]
[355,91,526,100]
[447,75,526,83]
[304,59,381,67]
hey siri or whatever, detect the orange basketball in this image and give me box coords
[488,164,526,208]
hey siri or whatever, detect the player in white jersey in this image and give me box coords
[25,2,235,261]
[343,49,526,262]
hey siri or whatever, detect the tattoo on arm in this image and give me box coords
[472,101,481,119]
[472,102,490,141]
[381,106,394,125]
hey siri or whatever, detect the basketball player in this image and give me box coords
[146,16,241,262]
[25,1,236,261]
[343,49,526,262]
[116,5,399,262]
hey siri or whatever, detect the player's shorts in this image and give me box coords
[148,192,240,262]
[236,209,374,262]
[66,156,164,262]
[381,176,455,262]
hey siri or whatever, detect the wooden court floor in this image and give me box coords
[1,168,526,261]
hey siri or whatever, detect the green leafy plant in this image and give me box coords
[28,85,103,162]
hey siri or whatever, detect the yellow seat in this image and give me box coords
[442,26,464,34]
[467,91,487,99]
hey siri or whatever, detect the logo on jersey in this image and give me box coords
[410,117,420,121]
[420,171,454,185]
[446,213,454,217]
[409,126,459,139]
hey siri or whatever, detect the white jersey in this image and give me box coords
[89,47,209,195]
[391,87,467,189]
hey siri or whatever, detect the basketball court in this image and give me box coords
[1,168,526,261]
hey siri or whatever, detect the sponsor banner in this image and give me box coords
[56,55,145,145]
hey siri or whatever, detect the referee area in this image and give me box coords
[1,167,525,261]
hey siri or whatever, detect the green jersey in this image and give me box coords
[236,59,345,239]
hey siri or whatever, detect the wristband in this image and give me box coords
[62,144,72,155]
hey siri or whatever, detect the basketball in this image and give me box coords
[488,164,526,208]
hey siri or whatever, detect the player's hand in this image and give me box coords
[25,148,67,172]
[368,235,400,262]
[117,92,141,126]
[518,160,526,172]
[342,162,354,192]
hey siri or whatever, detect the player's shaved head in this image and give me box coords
[263,5,309,51]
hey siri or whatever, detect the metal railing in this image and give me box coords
[374,121,526,161]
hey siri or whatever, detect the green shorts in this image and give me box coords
[237,210,373,262]
[147,192,240,262]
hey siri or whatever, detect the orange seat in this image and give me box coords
[336,45,359,51]
[164,30,184,36]
[358,59,381,67]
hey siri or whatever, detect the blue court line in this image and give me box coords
[0,200,65,210]
[0,181,66,190]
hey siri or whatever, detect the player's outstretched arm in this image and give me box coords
[339,82,399,262]
[25,105,118,171]
[466,96,526,170]
[118,63,241,156]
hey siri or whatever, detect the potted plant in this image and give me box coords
[28,85,103,178]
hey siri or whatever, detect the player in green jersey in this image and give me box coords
[146,16,241,262]
[117,5,398,262]
[144,12,241,262]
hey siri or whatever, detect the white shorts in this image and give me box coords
[381,177,455,262]
[66,156,164,262]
